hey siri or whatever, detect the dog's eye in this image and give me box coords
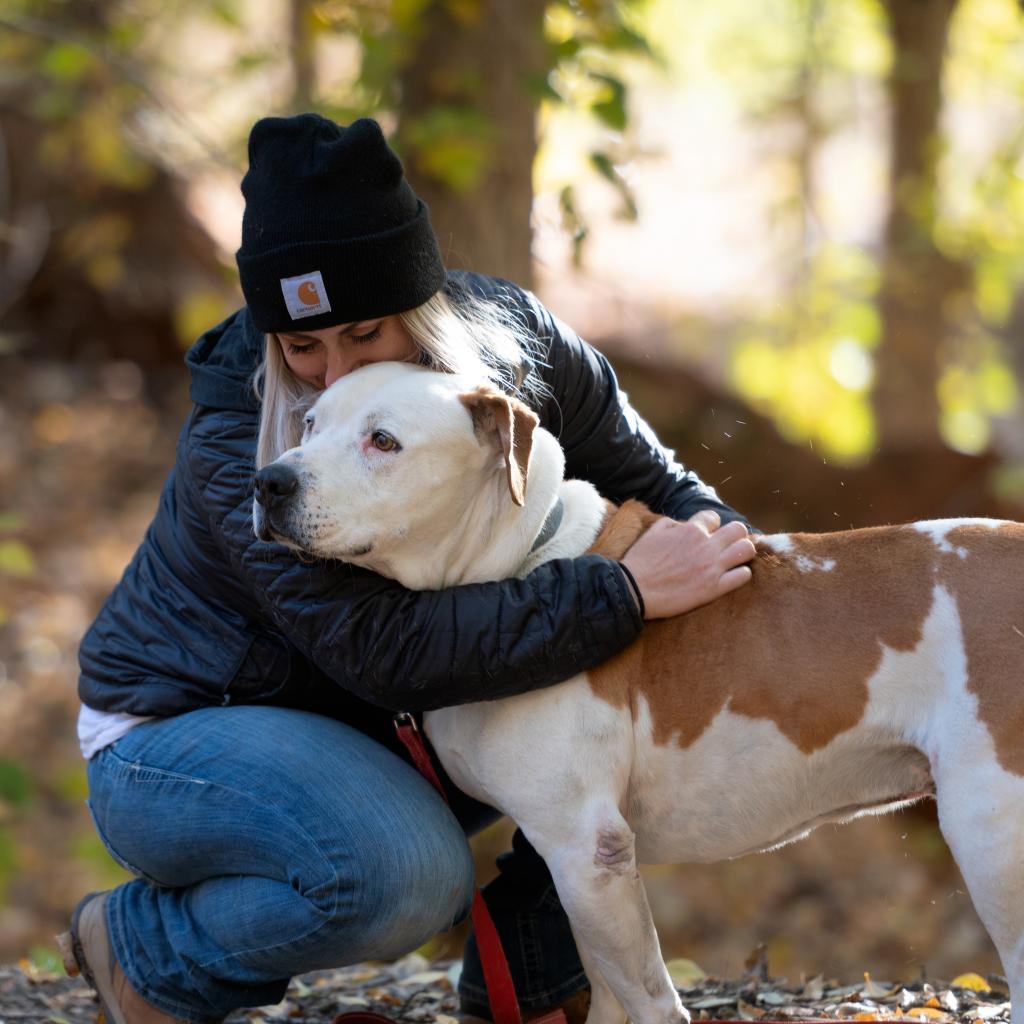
[302,415,315,439]
[372,430,400,452]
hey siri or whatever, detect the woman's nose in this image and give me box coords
[324,350,355,389]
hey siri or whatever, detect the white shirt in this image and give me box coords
[77,703,156,759]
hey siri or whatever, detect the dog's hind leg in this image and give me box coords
[933,759,1024,1024]
[528,809,689,1024]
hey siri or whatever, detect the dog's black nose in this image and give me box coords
[254,463,300,509]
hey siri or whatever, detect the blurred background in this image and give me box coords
[1,0,1023,987]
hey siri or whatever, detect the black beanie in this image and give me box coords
[235,113,447,333]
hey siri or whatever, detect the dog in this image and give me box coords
[254,361,1024,1024]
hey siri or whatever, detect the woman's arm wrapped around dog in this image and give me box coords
[183,405,644,712]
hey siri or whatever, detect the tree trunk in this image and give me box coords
[289,0,316,112]
[875,0,967,451]
[397,0,548,288]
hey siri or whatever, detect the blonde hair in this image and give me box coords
[253,287,549,468]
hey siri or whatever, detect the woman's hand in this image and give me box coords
[620,510,756,620]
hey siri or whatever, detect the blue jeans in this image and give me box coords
[85,706,586,1023]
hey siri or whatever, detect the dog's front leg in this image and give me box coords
[530,811,689,1024]
[572,934,627,1024]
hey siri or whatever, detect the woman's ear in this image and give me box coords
[459,386,539,507]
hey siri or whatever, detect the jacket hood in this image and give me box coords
[185,306,264,413]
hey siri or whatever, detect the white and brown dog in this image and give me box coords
[254,362,1024,1024]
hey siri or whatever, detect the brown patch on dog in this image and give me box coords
[588,509,939,753]
[937,523,1024,776]
[459,386,539,507]
[589,499,661,559]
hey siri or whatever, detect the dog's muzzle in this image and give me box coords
[254,463,301,542]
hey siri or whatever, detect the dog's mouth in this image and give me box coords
[254,503,303,550]
[341,543,373,558]
[254,503,375,561]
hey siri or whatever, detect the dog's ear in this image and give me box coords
[459,386,539,507]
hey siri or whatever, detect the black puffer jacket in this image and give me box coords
[78,272,745,733]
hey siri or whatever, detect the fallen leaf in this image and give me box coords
[737,997,766,1019]
[964,1003,1011,1020]
[803,976,826,1001]
[447,962,463,990]
[402,970,449,986]
[951,974,991,993]
[863,973,897,999]
[667,958,707,989]
[939,990,959,1012]
[837,1001,880,1017]
[902,1007,954,1023]
[689,995,739,1010]
[744,944,770,982]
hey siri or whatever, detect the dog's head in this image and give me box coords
[253,362,548,584]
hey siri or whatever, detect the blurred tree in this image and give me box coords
[0,6,237,367]
[875,0,968,452]
[316,0,652,285]
[396,0,548,286]
[0,0,652,354]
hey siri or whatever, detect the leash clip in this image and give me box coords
[393,710,417,733]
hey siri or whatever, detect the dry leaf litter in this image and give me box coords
[0,947,1012,1024]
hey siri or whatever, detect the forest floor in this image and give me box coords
[0,950,1013,1024]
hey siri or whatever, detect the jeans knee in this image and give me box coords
[361,830,475,958]
[312,821,476,963]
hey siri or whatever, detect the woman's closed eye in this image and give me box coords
[287,340,320,355]
[351,325,382,343]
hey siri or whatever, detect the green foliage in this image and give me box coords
[589,152,637,219]
[28,945,65,976]
[403,106,495,192]
[0,541,35,580]
[732,244,881,462]
[587,71,628,129]
[50,763,89,805]
[0,760,34,807]
[294,0,654,237]
[70,832,134,888]
[0,827,18,902]
[174,291,236,350]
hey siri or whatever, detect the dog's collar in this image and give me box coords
[530,497,565,553]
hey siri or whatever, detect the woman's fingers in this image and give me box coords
[688,509,721,534]
[620,511,757,619]
[712,519,750,547]
[717,564,753,596]
[724,535,758,567]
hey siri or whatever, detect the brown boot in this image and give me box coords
[57,890,186,1024]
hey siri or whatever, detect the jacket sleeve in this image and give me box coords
[512,287,750,527]
[181,408,643,713]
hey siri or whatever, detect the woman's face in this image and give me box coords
[277,315,418,390]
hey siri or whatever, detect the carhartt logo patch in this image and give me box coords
[281,270,331,320]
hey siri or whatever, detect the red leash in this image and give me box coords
[332,714,565,1024]
[393,712,525,1024]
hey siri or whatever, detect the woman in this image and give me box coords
[63,113,756,1024]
